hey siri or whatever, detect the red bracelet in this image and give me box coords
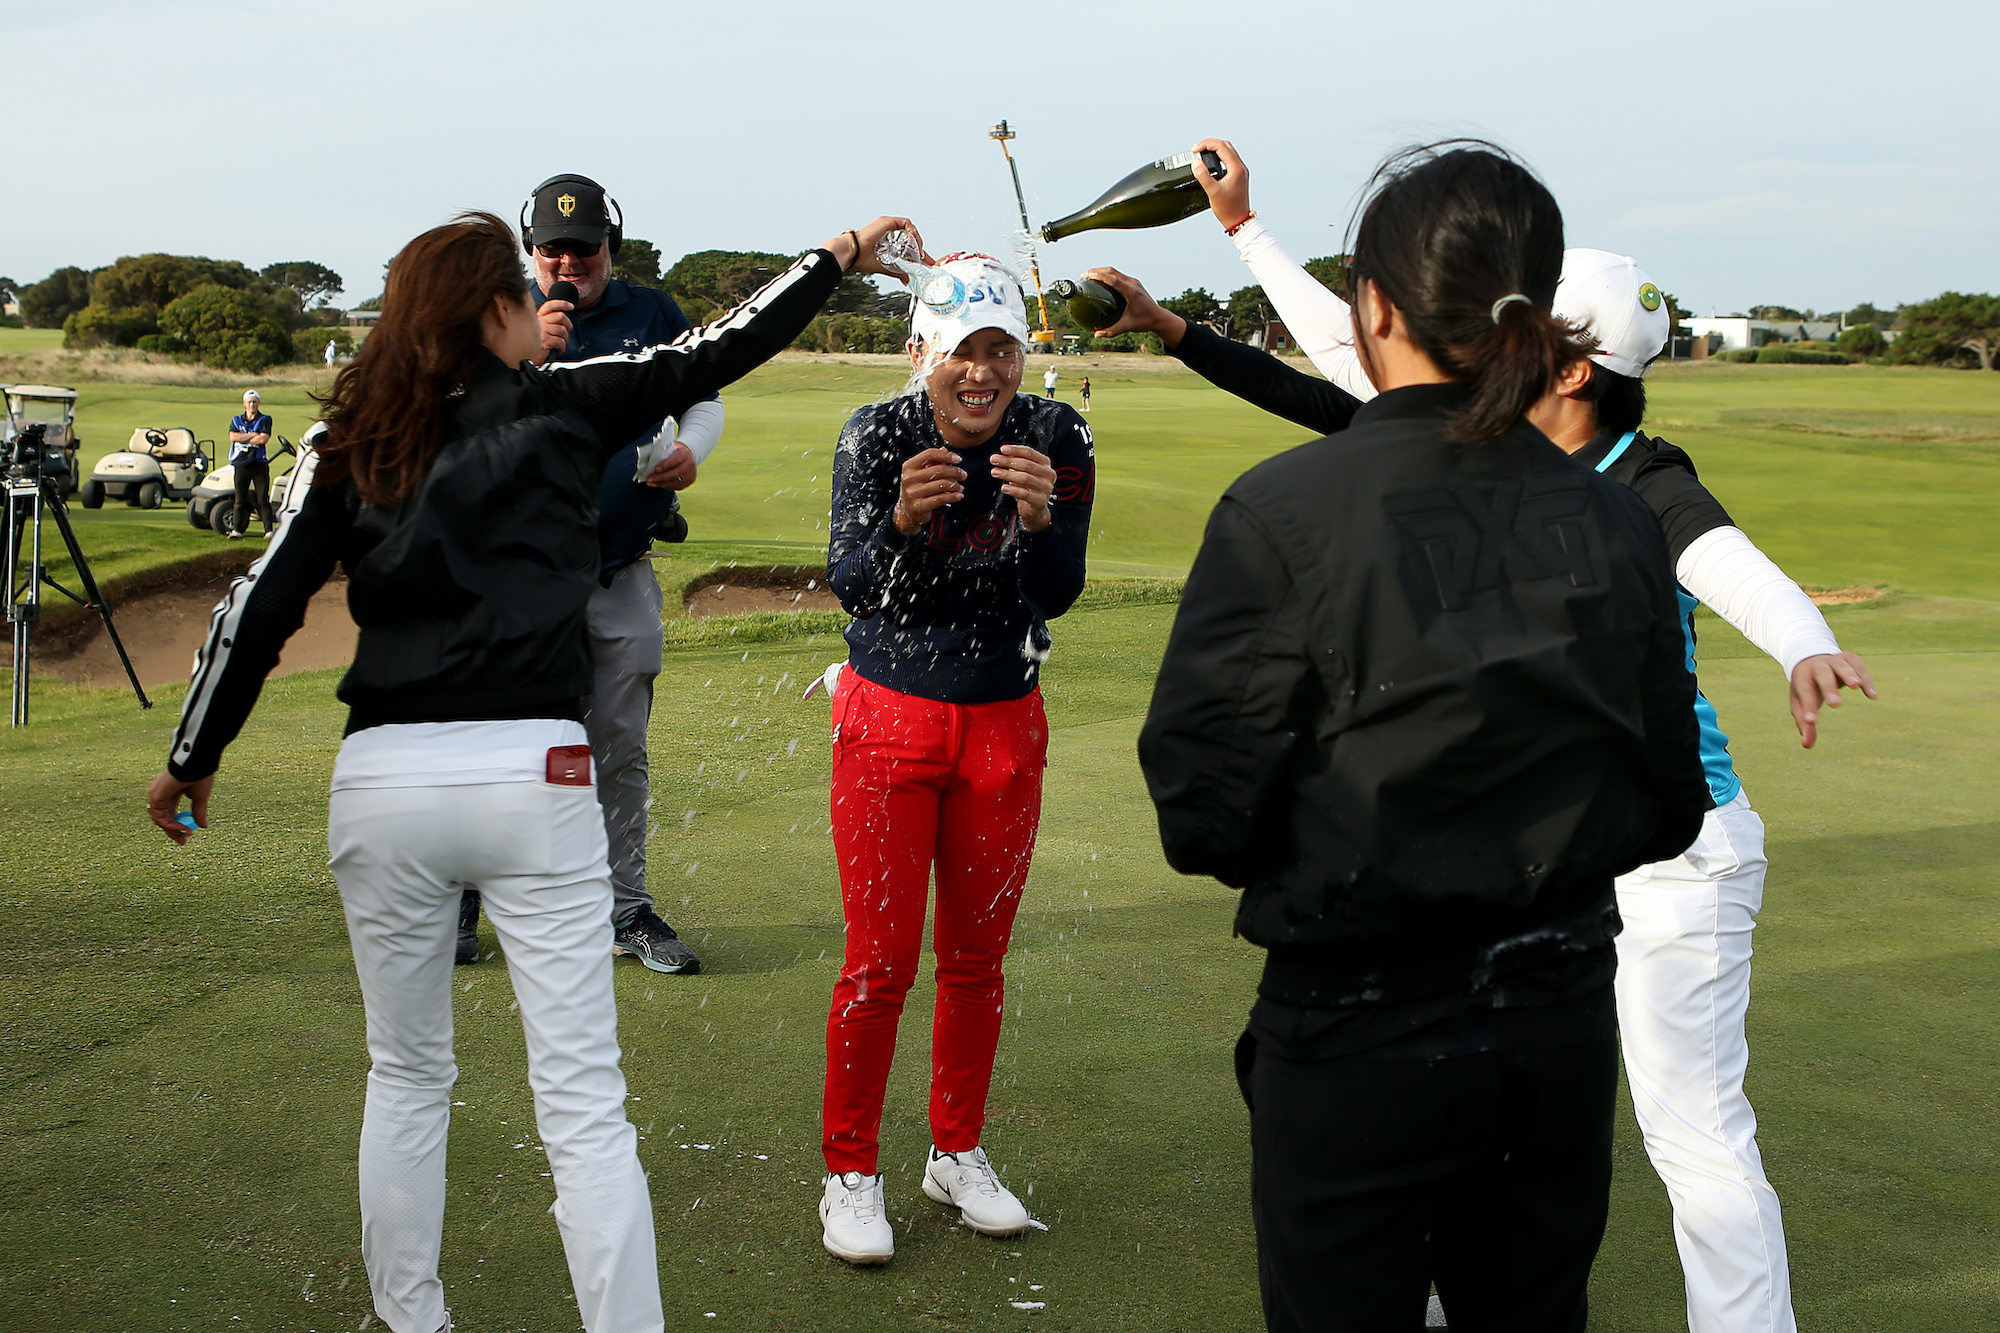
[1224,209,1257,237]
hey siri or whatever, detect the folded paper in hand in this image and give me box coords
[633,417,679,484]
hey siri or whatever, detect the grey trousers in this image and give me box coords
[585,560,664,921]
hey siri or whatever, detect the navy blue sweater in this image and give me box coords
[828,392,1094,703]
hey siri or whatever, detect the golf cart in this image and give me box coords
[80,427,212,509]
[188,435,298,535]
[2,384,82,495]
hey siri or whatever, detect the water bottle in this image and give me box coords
[1040,150,1226,242]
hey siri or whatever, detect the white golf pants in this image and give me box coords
[1615,793,1794,1333]
[328,778,663,1333]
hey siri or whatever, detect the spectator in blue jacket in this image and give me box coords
[226,389,275,538]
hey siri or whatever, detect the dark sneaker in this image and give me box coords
[455,890,480,965]
[613,906,701,975]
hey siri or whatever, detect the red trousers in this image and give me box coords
[822,672,1047,1175]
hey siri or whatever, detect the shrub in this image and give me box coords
[293,326,355,359]
[791,314,907,354]
[1719,348,1761,363]
[136,334,186,354]
[1756,345,1850,365]
[19,266,93,328]
[63,304,159,348]
[160,284,291,372]
[1837,323,1886,357]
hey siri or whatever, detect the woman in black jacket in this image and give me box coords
[144,210,916,1333]
[1135,145,1711,1332]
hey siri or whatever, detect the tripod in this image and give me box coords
[6,434,150,725]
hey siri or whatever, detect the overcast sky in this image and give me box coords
[6,0,1994,317]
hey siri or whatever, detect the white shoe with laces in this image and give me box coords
[820,1170,893,1264]
[922,1145,1030,1236]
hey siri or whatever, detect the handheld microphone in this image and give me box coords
[544,280,578,360]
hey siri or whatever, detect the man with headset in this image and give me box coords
[456,172,718,975]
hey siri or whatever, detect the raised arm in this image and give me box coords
[541,250,842,451]
[545,217,920,453]
[1188,138,1375,401]
[1086,266,1360,437]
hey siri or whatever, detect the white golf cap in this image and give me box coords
[242,389,261,401]
[908,252,1030,358]
[1555,248,1671,379]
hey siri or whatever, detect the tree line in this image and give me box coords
[6,257,348,372]
[10,243,1992,372]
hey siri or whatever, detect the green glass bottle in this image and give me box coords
[1047,278,1127,331]
[1040,150,1226,242]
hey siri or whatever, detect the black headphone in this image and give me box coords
[520,173,623,256]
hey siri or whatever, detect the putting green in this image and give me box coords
[1,358,1996,1329]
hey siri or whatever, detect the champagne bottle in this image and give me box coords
[1047,278,1127,331]
[1040,150,1227,242]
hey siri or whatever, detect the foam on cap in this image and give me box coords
[1555,248,1672,380]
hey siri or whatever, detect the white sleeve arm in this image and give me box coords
[675,396,727,464]
[1230,217,1376,402]
[1675,525,1843,679]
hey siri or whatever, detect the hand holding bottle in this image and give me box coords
[1190,138,1254,230]
[1082,267,1188,350]
[825,218,929,277]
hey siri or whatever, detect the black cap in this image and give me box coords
[526,173,612,249]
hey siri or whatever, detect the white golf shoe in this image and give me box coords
[921,1145,1030,1236]
[820,1170,894,1265]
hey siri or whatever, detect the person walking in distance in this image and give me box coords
[1174,135,1877,1333]
[226,389,275,538]
[1138,143,1710,1331]
[815,252,1094,1265]
[1079,375,1091,412]
[1042,362,1058,397]
[145,209,919,1333]
[325,337,338,369]
[456,173,720,975]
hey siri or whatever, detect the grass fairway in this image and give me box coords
[2,359,1997,1330]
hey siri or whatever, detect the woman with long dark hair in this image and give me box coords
[1137,145,1712,1330]
[144,209,916,1333]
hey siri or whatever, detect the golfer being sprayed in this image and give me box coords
[817,252,1094,1264]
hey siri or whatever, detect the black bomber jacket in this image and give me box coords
[1137,383,1711,1005]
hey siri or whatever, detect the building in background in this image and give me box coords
[1685,316,1846,351]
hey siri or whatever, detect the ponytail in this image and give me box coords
[1347,142,1589,446]
[1437,296,1586,445]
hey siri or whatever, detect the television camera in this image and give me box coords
[6,423,150,725]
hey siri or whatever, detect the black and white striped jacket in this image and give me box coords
[167,249,842,781]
